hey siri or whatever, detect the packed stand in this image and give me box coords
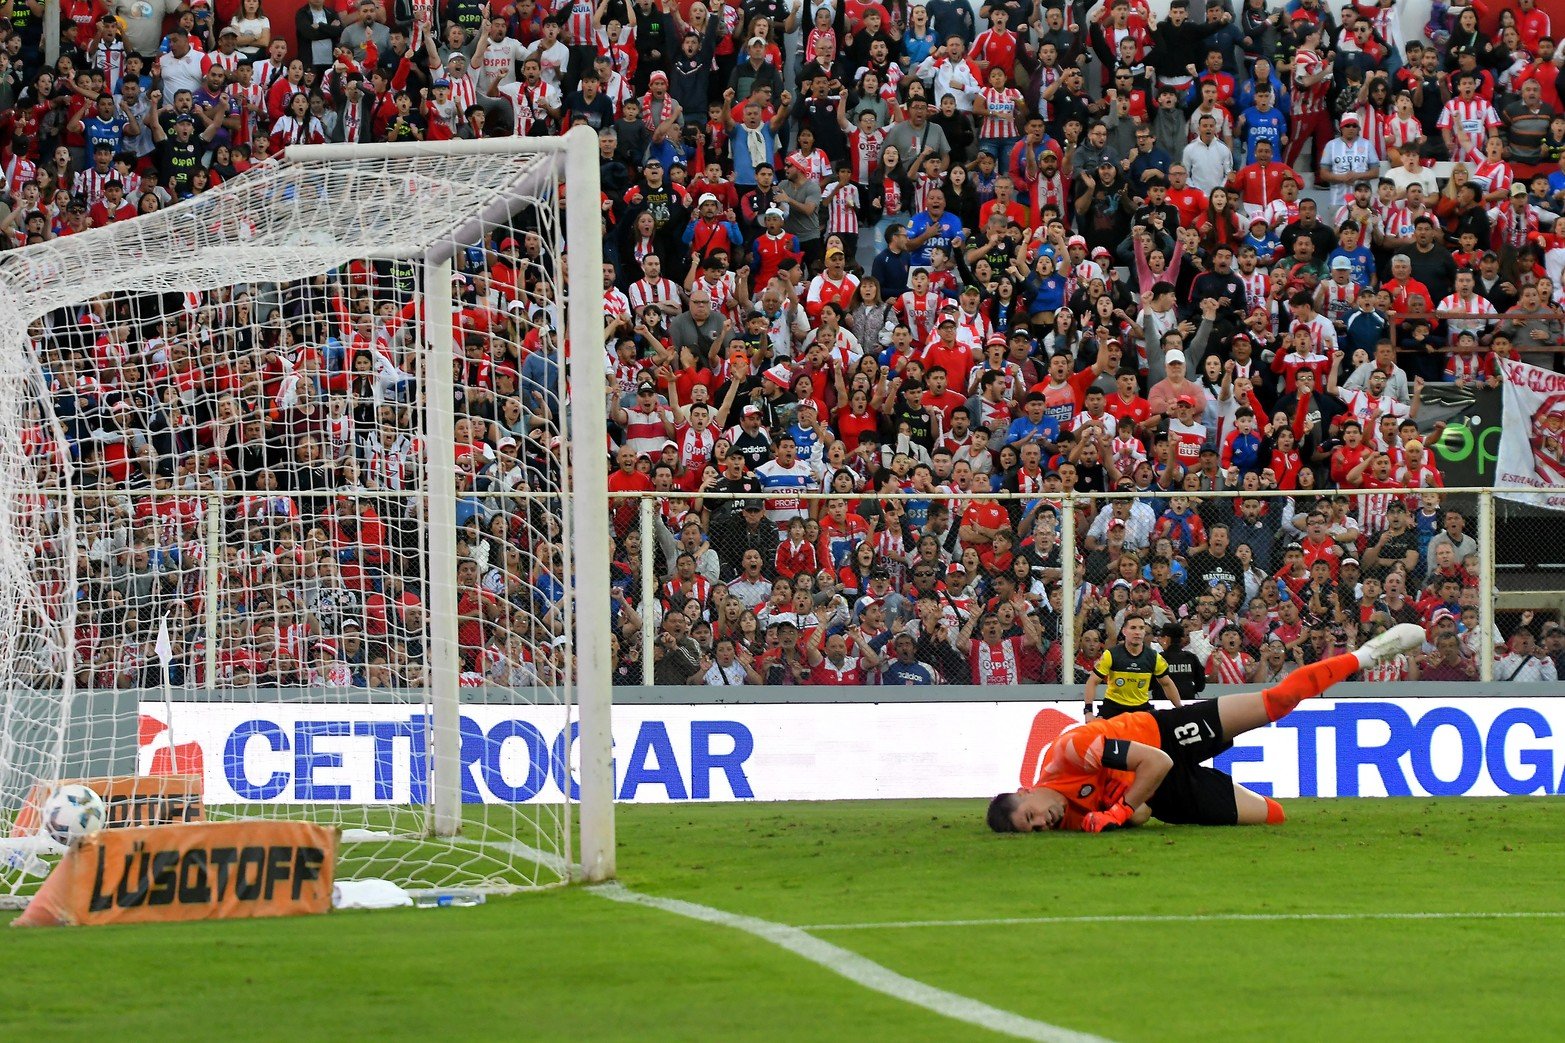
[7,0,1564,689]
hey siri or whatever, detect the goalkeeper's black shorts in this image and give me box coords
[1146,702,1240,826]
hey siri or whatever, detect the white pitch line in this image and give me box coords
[797,910,1565,932]
[591,883,1115,1043]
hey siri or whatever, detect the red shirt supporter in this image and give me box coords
[960,497,1009,539]
[774,535,819,580]
[1228,159,1301,209]
[1167,178,1207,229]
[1329,428,1372,489]
[922,369,969,428]
[806,628,879,685]
[921,317,976,390]
[606,445,654,537]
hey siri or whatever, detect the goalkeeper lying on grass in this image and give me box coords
[987,623,1428,833]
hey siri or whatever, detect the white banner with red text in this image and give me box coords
[1497,358,1565,510]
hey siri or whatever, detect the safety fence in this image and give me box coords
[618,486,1551,686]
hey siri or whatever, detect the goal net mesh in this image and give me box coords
[0,141,596,896]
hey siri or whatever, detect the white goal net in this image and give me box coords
[0,131,614,897]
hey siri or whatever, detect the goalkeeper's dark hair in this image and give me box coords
[987,792,1021,833]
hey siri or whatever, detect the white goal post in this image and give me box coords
[0,127,614,894]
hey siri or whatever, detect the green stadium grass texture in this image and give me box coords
[4,797,1563,1041]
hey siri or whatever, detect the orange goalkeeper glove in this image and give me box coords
[1081,801,1136,833]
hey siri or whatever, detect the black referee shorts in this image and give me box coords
[1146,702,1240,826]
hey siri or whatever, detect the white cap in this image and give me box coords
[698,192,719,206]
[1166,349,1187,367]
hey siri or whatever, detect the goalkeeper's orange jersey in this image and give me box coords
[1028,713,1162,831]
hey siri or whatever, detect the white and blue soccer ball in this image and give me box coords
[41,784,106,847]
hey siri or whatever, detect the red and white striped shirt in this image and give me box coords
[503,80,560,136]
[673,421,718,470]
[1380,202,1425,241]
[603,287,632,325]
[1360,653,1411,683]
[1336,386,1408,426]
[1471,158,1514,196]
[1492,203,1538,250]
[970,636,1022,686]
[1445,349,1495,382]
[1437,98,1500,159]
[913,170,944,213]
[955,307,993,348]
[1292,48,1330,115]
[1287,316,1337,355]
[897,290,944,343]
[978,86,1022,140]
[1238,270,1269,312]
[1436,292,1497,336]
[563,0,595,44]
[621,405,670,456]
[1358,477,1404,534]
[252,57,288,90]
[1354,103,1389,157]
[1318,279,1359,323]
[269,114,327,150]
[1030,169,1069,226]
[1260,196,1300,230]
[203,49,242,76]
[1396,461,1445,488]
[364,435,417,490]
[823,182,861,235]
[847,127,885,183]
[628,276,681,312]
[878,174,903,219]
[228,82,266,145]
[786,147,832,186]
[3,155,36,198]
[446,71,478,114]
[663,574,713,609]
[72,167,112,205]
[696,272,738,318]
[1385,115,1423,152]
[1206,649,1253,684]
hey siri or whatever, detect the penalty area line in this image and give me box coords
[796,910,1565,932]
[590,883,1116,1043]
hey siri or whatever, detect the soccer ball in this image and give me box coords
[41,784,106,847]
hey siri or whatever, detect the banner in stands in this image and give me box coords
[1418,380,1498,490]
[141,700,1565,804]
[1496,359,1565,510]
[14,821,335,927]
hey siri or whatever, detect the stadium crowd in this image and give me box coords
[7,0,1565,689]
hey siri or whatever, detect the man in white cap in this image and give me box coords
[682,192,743,265]
[1318,111,1379,209]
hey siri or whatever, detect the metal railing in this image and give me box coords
[618,486,1525,684]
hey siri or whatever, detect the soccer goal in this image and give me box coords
[0,129,614,900]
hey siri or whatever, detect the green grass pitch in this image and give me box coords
[5,797,1564,1041]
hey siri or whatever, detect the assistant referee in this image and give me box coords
[1083,616,1182,719]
